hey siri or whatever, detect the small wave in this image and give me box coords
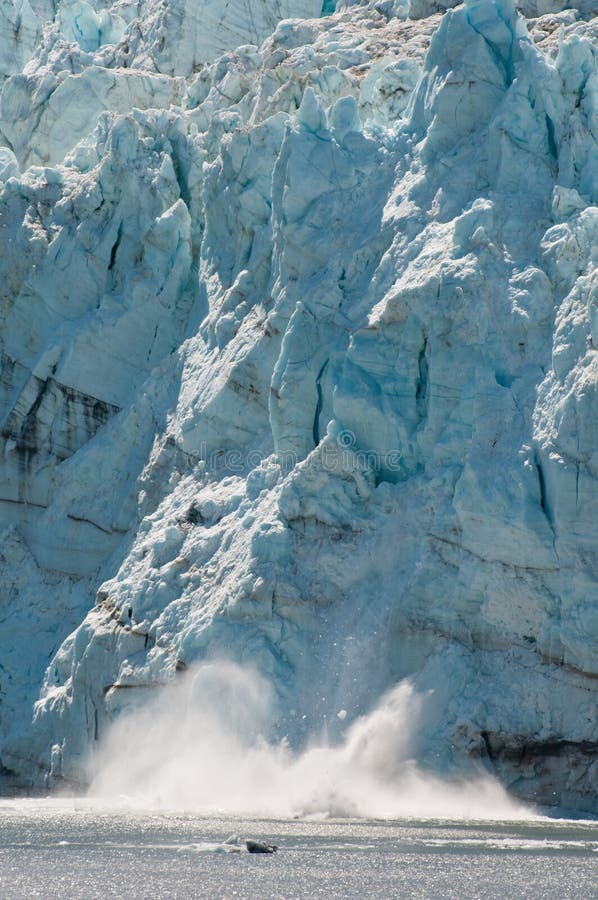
[423,837,598,852]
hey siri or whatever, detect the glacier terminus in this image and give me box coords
[0,0,597,815]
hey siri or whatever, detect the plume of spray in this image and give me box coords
[89,661,531,820]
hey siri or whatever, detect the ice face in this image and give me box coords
[0,0,597,812]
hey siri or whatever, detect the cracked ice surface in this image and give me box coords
[0,0,597,812]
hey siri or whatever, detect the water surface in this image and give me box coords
[1,800,597,899]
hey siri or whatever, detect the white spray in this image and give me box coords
[89,661,530,820]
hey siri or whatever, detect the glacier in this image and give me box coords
[0,0,597,813]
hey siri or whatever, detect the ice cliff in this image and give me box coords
[0,0,597,812]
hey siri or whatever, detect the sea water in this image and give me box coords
[0,800,596,899]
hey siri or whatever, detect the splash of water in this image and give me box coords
[89,661,531,820]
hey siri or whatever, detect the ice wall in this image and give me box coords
[0,0,597,811]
